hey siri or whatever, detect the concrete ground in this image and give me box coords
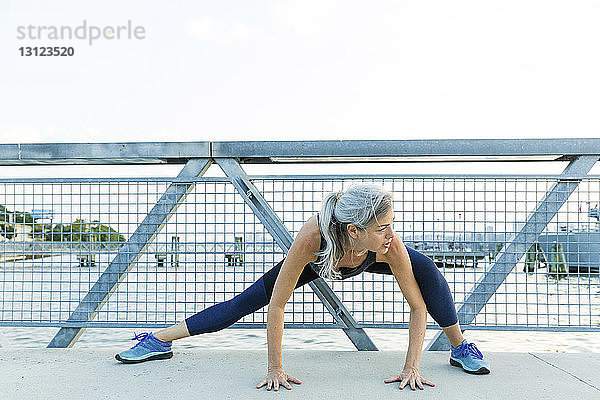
[1,349,599,399]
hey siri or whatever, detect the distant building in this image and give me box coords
[31,209,54,222]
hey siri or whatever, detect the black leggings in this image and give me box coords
[184,245,458,336]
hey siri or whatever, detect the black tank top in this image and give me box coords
[312,214,377,279]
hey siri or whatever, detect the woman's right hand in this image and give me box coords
[256,367,302,391]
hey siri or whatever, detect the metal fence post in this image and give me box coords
[47,158,212,348]
[426,155,599,350]
[215,157,378,351]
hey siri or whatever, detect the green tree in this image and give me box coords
[0,205,7,222]
[44,220,124,243]
[70,219,92,242]
[14,211,34,224]
[90,220,125,243]
[45,224,72,242]
[0,222,15,240]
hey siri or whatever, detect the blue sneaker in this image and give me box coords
[115,332,173,364]
[449,340,490,374]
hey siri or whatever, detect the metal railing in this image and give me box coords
[0,140,599,351]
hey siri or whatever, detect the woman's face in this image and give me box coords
[349,208,395,254]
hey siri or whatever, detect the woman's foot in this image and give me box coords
[449,340,490,374]
[115,332,173,364]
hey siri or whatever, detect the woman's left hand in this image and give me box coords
[384,367,435,390]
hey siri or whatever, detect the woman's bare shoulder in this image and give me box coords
[289,214,321,259]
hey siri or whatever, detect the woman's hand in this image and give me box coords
[384,367,435,390]
[256,367,302,391]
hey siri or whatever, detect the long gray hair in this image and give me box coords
[315,184,393,280]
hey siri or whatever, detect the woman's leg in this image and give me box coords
[404,246,463,342]
[366,245,464,345]
[403,246,490,373]
[116,261,320,363]
[154,320,191,342]
[440,322,464,347]
[157,260,319,340]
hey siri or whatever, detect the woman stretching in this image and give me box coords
[116,185,490,390]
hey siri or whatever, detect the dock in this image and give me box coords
[0,253,53,262]
[1,349,598,399]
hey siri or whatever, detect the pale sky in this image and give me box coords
[1,1,599,176]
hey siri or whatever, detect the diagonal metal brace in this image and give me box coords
[47,158,212,348]
[215,157,377,351]
[427,155,599,350]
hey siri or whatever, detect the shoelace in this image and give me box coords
[130,332,150,348]
[459,342,484,360]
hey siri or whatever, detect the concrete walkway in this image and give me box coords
[1,349,599,399]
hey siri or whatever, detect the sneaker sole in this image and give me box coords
[115,351,173,364]
[449,358,490,375]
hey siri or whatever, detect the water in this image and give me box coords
[2,326,600,354]
[1,254,599,353]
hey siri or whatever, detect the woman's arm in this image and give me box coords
[382,233,435,390]
[257,216,320,391]
[266,229,316,370]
